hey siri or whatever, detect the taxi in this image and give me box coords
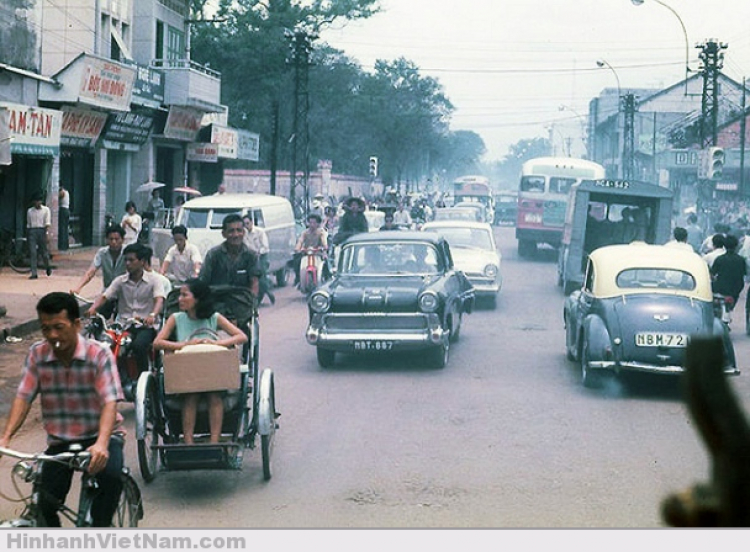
[563,242,738,388]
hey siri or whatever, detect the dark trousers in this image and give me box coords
[59,208,70,250]
[39,436,124,527]
[130,326,156,376]
[258,254,274,300]
[28,227,51,277]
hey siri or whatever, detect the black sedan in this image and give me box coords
[306,232,475,368]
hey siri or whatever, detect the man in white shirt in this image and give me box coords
[26,195,52,280]
[160,225,203,285]
[703,234,726,269]
[58,185,70,251]
[665,227,695,252]
[393,203,412,227]
[243,215,274,304]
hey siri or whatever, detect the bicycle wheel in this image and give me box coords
[8,252,31,273]
[135,372,161,482]
[113,472,143,527]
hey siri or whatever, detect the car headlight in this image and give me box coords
[418,291,439,313]
[310,291,331,313]
[484,264,498,278]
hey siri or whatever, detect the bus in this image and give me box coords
[516,157,606,257]
[453,175,495,224]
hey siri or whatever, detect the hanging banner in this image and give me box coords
[210,124,238,159]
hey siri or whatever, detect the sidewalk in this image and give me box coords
[0,247,100,340]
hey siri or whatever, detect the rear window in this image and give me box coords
[615,268,696,291]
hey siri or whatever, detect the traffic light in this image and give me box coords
[706,147,725,180]
[369,156,378,178]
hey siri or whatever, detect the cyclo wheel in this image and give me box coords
[8,244,31,273]
[135,372,161,482]
[112,471,143,527]
[258,369,277,481]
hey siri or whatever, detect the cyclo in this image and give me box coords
[134,285,278,482]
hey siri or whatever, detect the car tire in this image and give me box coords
[316,347,336,368]
[427,340,449,369]
[580,338,603,389]
[449,312,462,343]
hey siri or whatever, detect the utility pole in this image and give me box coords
[287,28,315,220]
[698,40,727,148]
[622,93,637,180]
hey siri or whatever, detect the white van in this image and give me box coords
[150,193,296,286]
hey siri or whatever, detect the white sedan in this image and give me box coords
[421,221,502,308]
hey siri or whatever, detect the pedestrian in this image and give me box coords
[711,234,746,315]
[71,224,126,319]
[147,189,164,214]
[137,211,154,246]
[0,291,125,527]
[703,233,726,269]
[120,201,142,246]
[665,227,694,252]
[160,225,203,286]
[58,185,70,251]
[26,193,52,280]
[242,215,275,305]
[685,213,703,253]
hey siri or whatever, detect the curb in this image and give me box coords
[2,319,40,343]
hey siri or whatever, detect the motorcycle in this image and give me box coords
[83,314,153,402]
[298,247,328,295]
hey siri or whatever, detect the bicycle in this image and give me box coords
[0,444,143,527]
[0,231,32,274]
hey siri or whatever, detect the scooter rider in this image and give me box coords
[294,213,328,286]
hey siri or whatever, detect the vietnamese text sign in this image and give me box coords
[79,57,136,111]
[0,102,62,156]
[187,142,219,163]
[101,111,154,145]
[236,129,260,162]
[211,124,238,159]
[61,107,108,148]
[163,106,203,141]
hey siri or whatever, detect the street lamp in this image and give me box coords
[596,59,621,103]
[630,0,690,95]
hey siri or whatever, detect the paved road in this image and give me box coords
[2,226,750,527]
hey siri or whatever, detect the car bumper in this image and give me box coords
[588,360,740,376]
[306,312,446,351]
[465,275,501,295]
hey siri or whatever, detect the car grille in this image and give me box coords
[324,314,428,331]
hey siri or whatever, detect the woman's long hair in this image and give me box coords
[184,278,214,320]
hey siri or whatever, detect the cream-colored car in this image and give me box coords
[421,220,501,308]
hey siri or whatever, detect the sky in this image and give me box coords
[312,0,750,162]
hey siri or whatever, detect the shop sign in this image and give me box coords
[163,106,203,141]
[61,107,108,148]
[79,57,136,111]
[132,64,164,109]
[0,102,62,156]
[211,124,237,159]
[101,111,154,146]
[236,129,260,162]
[187,142,219,163]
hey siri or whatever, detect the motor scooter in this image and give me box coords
[84,314,153,401]
[298,247,327,296]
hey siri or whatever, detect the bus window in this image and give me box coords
[550,177,576,194]
[520,176,545,192]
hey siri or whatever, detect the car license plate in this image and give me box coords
[352,340,394,351]
[635,332,689,347]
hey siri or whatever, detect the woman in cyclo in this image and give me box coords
[153,279,247,444]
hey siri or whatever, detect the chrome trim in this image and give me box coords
[588,360,740,376]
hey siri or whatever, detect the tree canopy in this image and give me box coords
[187,0,486,188]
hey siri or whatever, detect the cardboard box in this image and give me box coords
[163,345,240,394]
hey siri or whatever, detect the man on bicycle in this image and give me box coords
[0,292,125,527]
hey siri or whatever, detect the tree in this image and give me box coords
[490,137,550,187]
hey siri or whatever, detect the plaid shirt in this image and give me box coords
[17,336,125,445]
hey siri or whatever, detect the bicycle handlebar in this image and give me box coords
[0,446,91,470]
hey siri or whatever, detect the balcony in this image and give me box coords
[152,58,223,113]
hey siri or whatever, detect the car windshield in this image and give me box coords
[182,208,242,229]
[615,268,696,291]
[339,243,440,275]
[428,227,493,251]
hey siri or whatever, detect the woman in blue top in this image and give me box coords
[153,279,247,444]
